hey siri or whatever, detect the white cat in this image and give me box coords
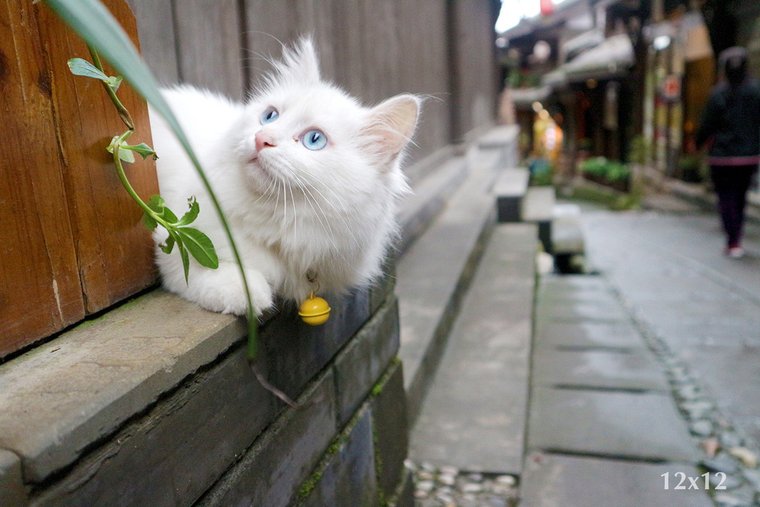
[150,39,420,316]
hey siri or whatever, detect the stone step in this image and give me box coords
[521,186,556,253]
[408,224,538,475]
[396,155,468,255]
[396,157,499,424]
[493,167,530,223]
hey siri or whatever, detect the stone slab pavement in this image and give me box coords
[520,454,713,507]
[583,210,760,447]
[522,274,708,506]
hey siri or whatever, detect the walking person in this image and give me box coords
[697,46,760,258]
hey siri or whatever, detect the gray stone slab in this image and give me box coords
[520,454,714,507]
[409,225,537,475]
[300,408,377,507]
[0,290,245,483]
[552,216,585,255]
[529,387,698,462]
[536,297,629,322]
[397,163,497,422]
[30,349,275,507]
[533,349,669,391]
[0,449,27,506]
[493,167,529,196]
[540,274,612,294]
[333,296,400,425]
[522,187,556,222]
[534,321,644,350]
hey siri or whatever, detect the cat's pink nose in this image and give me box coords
[255,131,277,152]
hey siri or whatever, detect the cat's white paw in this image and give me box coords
[219,269,273,316]
[189,266,273,317]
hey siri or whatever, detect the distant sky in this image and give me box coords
[495,0,571,33]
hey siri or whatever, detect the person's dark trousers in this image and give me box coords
[710,164,757,247]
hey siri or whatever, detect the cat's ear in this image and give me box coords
[361,94,421,167]
[273,37,321,85]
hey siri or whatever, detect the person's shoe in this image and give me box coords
[727,246,745,258]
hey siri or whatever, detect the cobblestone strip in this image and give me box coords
[614,287,760,507]
[406,460,518,507]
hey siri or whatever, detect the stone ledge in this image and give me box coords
[0,290,245,484]
[0,282,379,487]
[197,369,338,507]
[397,158,498,424]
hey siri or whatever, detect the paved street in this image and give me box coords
[583,206,760,449]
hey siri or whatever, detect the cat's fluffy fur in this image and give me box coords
[150,39,420,316]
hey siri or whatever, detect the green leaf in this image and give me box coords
[106,135,135,163]
[161,206,178,224]
[67,57,109,81]
[178,242,190,284]
[176,227,219,269]
[160,235,175,254]
[142,211,157,231]
[177,196,199,226]
[106,75,122,92]
[123,142,156,160]
[147,194,165,214]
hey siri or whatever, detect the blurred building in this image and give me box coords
[497,0,760,183]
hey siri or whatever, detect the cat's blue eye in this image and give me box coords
[301,129,328,151]
[260,107,279,125]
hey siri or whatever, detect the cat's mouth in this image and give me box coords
[247,154,276,182]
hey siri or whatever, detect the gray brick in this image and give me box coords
[264,288,370,401]
[0,449,27,506]
[371,361,408,501]
[334,297,400,425]
[388,470,415,507]
[31,349,275,507]
[197,369,337,507]
[299,408,377,507]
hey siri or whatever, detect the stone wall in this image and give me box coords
[0,260,412,506]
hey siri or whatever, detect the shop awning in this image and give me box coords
[510,86,552,109]
[542,33,634,88]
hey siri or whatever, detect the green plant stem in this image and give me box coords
[88,44,134,130]
[110,131,169,229]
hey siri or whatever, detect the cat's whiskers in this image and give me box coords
[288,170,340,254]
[288,180,298,245]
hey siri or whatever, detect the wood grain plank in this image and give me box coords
[173,0,245,99]
[125,0,180,84]
[0,1,85,357]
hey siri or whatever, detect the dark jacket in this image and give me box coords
[697,78,760,166]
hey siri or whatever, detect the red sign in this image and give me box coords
[662,75,681,101]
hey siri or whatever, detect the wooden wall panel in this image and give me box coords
[0,1,85,357]
[126,0,180,84]
[171,0,245,99]
[36,0,160,314]
[0,0,160,358]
